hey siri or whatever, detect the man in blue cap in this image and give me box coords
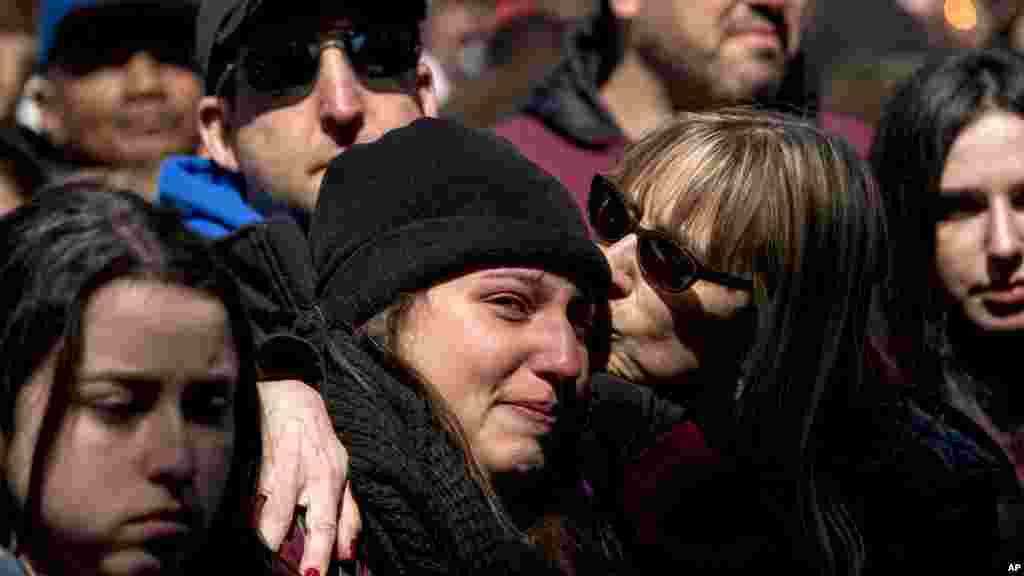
[34,0,201,196]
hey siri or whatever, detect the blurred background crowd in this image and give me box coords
[2,0,1024,214]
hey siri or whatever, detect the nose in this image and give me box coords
[600,234,640,300]
[315,46,366,136]
[123,51,163,98]
[531,311,587,391]
[141,405,197,489]
[986,197,1024,282]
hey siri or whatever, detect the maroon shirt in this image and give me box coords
[493,114,628,225]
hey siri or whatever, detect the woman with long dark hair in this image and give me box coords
[0,182,264,575]
[870,48,1024,566]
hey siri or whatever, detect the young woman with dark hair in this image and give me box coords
[870,48,1024,566]
[0,182,264,575]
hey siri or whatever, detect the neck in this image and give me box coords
[74,163,162,202]
[598,49,676,142]
[943,316,1024,435]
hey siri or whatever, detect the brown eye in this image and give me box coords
[488,293,532,320]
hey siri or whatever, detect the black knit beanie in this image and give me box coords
[310,117,611,331]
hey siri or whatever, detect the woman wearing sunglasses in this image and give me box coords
[585,108,891,572]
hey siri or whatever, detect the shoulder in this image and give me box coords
[850,389,1024,568]
[492,114,569,151]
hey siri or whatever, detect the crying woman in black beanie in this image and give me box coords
[307,117,630,574]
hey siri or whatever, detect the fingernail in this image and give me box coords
[304,569,320,576]
[349,537,359,561]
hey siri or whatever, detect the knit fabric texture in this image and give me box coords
[310,117,610,331]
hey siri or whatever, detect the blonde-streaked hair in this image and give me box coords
[606,107,887,575]
[607,107,876,300]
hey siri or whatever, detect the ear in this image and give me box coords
[414,60,439,118]
[609,0,642,20]
[36,75,66,147]
[198,95,240,171]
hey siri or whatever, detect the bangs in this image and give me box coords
[614,128,768,282]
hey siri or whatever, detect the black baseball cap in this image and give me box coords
[196,0,428,95]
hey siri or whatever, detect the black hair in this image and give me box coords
[0,181,261,570]
[870,48,1024,387]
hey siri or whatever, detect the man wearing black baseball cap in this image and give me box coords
[161,0,436,228]
[154,4,438,576]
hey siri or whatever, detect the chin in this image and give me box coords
[114,139,194,165]
[970,314,1024,333]
[98,549,178,576]
[721,63,785,102]
[488,445,547,480]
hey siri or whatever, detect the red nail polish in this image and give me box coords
[304,569,320,576]
[349,538,359,560]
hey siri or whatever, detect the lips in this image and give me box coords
[732,24,784,49]
[727,12,788,52]
[113,108,183,135]
[499,400,557,428]
[127,508,194,541]
[981,283,1024,317]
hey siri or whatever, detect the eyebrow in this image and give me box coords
[477,269,547,285]
[77,370,237,386]
[477,269,592,301]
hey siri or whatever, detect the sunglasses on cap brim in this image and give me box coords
[215,21,421,99]
[588,174,753,294]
